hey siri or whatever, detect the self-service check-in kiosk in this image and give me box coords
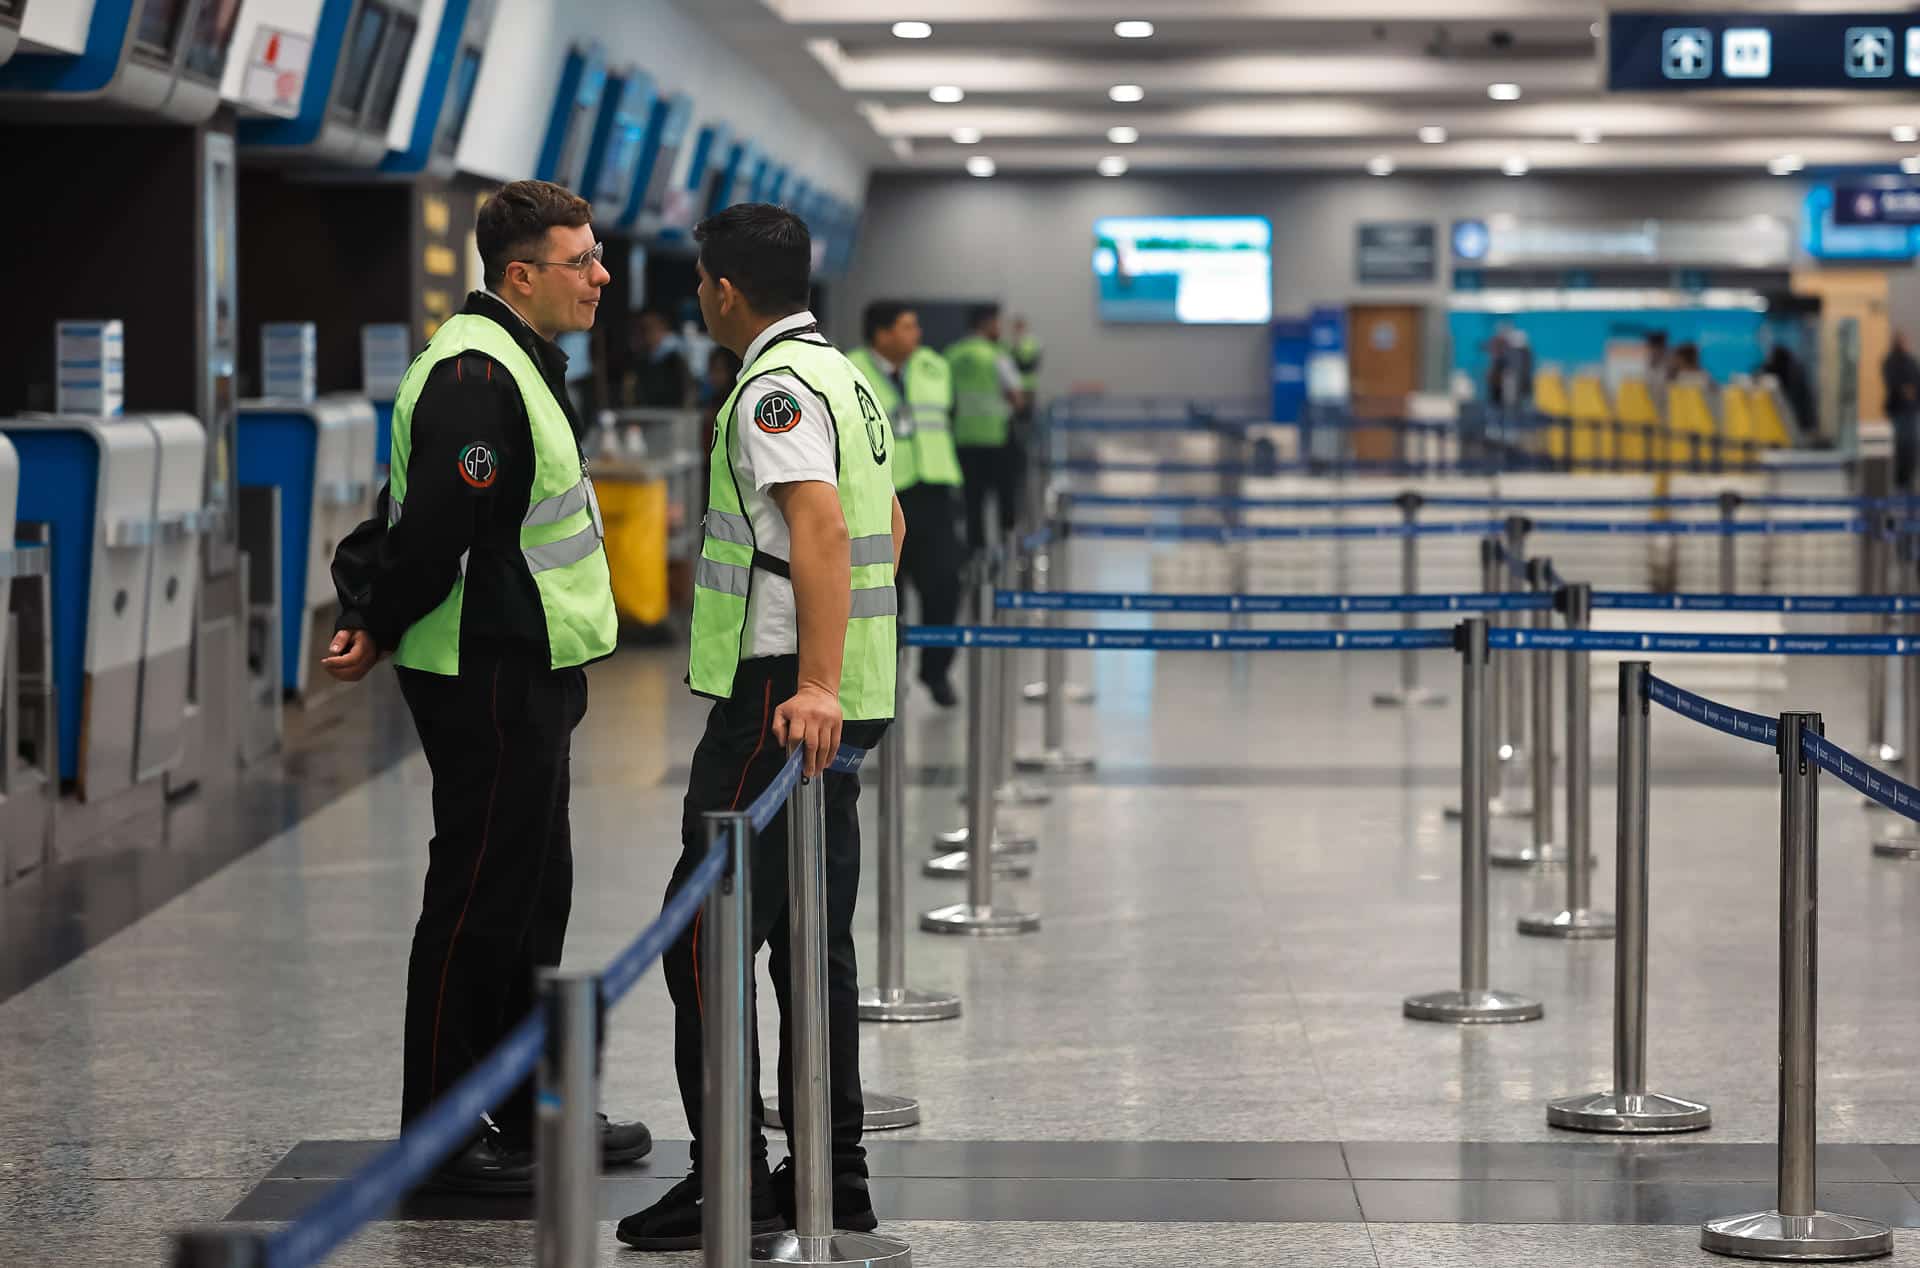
[0,432,57,881]
[1,413,206,807]
[236,397,376,700]
[0,0,243,122]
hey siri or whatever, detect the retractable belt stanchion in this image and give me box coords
[922,647,1040,937]
[535,971,599,1268]
[863,665,964,1022]
[1520,582,1616,939]
[1023,502,1093,706]
[1502,515,1532,765]
[934,559,1037,863]
[1493,557,1571,869]
[1864,514,1899,765]
[1873,589,1920,858]
[1404,617,1544,1024]
[1701,712,1892,1262]
[1373,491,1446,708]
[757,778,913,1268]
[994,549,1049,806]
[1548,661,1710,1133]
[700,811,755,1267]
[1016,520,1097,774]
[1719,490,1742,595]
[1445,537,1502,822]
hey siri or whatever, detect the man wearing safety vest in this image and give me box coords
[947,303,1029,553]
[1007,313,1043,413]
[849,301,965,707]
[617,203,904,1250]
[321,180,651,1192]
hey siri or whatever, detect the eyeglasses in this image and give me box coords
[516,241,604,280]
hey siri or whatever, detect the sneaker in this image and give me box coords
[614,1163,784,1251]
[769,1158,877,1233]
[425,1133,534,1195]
[600,1113,653,1167]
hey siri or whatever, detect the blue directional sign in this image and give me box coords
[1835,185,1920,226]
[1610,12,1920,90]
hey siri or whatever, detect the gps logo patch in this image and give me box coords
[459,443,498,489]
[754,391,802,434]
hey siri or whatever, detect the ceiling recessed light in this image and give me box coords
[1098,155,1130,177]
[1418,125,1447,144]
[1488,82,1522,101]
[1109,84,1146,103]
[1114,20,1155,39]
[892,20,932,39]
[951,127,982,145]
[1895,125,1919,143]
[1108,125,1140,145]
[966,156,997,178]
[1767,154,1804,176]
[1576,127,1603,144]
[1903,155,1920,174]
[930,85,965,104]
[1502,155,1530,176]
[1366,155,1395,176]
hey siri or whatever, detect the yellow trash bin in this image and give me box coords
[594,467,670,629]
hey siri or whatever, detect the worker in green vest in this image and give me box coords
[947,303,1029,553]
[322,180,650,1193]
[618,203,904,1252]
[1008,313,1042,410]
[849,301,965,706]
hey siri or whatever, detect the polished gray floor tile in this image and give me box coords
[1354,1178,1920,1226]
[1342,1141,1899,1183]
[1368,1222,1920,1268]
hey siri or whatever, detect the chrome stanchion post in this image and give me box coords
[535,971,598,1268]
[862,669,962,1021]
[1702,712,1892,1262]
[1865,514,1899,765]
[994,549,1049,806]
[1494,558,1570,868]
[1444,536,1500,822]
[1718,490,1741,594]
[1016,533,1097,772]
[757,780,914,1267]
[1404,617,1544,1024]
[1373,491,1445,708]
[1548,662,1710,1133]
[930,626,1034,875]
[1502,515,1532,764]
[1872,619,1920,857]
[702,812,754,1265]
[923,648,1040,936]
[1022,501,1093,706]
[1521,582,1615,939]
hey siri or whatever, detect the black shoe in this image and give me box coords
[426,1133,534,1195]
[600,1114,653,1167]
[769,1158,878,1233]
[923,677,958,708]
[615,1163,784,1251]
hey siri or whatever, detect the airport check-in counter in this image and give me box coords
[0,414,175,805]
[237,397,376,700]
[0,432,57,880]
[134,415,208,783]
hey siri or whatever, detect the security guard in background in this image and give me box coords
[849,301,965,707]
[1008,313,1043,417]
[947,303,1028,554]
[617,203,904,1251]
[322,180,652,1193]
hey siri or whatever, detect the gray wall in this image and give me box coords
[835,171,1898,404]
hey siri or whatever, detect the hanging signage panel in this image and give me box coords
[1609,11,1920,91]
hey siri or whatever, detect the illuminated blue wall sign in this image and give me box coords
[1452,219,1491,261]
[1609,12,1920,91]
[1803,185,1920,261]
[1834,184,1920,225]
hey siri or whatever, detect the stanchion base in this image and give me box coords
[1024,681,1094,704]
[753,1230,914,1266]
[1487,795,1534,820]
[1402,988,1544,1024]
[925,850,1030,880]
[955,781,1051,806]
[1491,840,1572,870]
[1518,907,1617,939]
[1547,1090,1712,1134]
[1014,749,1097,774]
[1700,1210,1893,1261]
[920,902,1040,936]
[859,986,962,1023]
[1372,687,1449,709]
[1871,834,1920,860]
[763,1092,921,1134]
[933,825,1037,853]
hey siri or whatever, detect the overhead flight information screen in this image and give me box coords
[1093,216,1272,325]
[1609,11,1920,91]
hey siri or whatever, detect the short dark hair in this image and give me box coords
[477,180,594,289]
[967,303,1001,331]
[864,301,914,344]
[695,203,811,316]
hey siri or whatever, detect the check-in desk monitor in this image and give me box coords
[0,0,239,121]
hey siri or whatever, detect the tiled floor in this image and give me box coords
[7,570,1920,1264]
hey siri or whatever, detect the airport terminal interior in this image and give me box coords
[23,1,1920,1266]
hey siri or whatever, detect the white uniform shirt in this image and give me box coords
[729,310,841,658]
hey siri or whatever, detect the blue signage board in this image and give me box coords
[1835,184,1920,225]
[1269,318,1310,424]
[1608,12,1920,91]
[1804,185,1919,261]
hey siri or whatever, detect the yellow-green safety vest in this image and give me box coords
[387,313,617,676]
[689,329,898,721]
[847,346,962,490]
[1010,334,1041,394]
[946,334,1012,448]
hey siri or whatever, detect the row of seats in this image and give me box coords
[1532,367,1796,470]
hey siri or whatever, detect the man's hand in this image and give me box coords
[773,682,843,778]
[320,628,383,683]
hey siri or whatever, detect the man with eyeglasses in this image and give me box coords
[322,179,652,1193]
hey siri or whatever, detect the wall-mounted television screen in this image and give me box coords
[1093,216,1272,325]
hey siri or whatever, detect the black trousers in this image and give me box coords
[662,655,886,1175]
[897,481,964,687]
[958,443,1021,554]
[397,653,587,1145]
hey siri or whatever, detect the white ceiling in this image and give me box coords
[675,0,1920,178]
